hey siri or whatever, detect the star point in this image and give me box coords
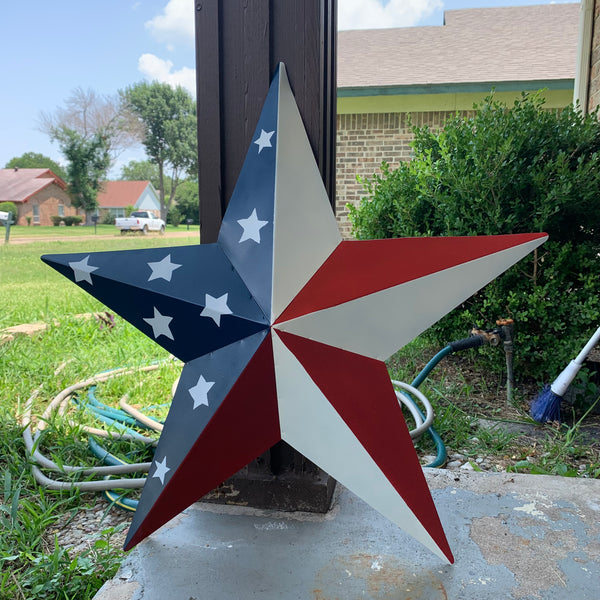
[69,256,98,284]
[237,208,269,244]
[200,293,233,326]
[147,254,182,282]
[253,129,275,153]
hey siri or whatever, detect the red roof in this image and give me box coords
[96,181,152,208]
[0,168,67,203]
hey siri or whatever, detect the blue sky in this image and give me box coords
[0,0,579,176]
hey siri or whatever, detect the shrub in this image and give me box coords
[50,215,64,226]
[63,216,83,226]
[349,93,600,382]
[0,201,17,222]
[102,211,115,225]
[168,207,181,227]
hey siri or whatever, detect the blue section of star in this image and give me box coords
[218,68,279,319]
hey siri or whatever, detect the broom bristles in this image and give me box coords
[530,384,562,423]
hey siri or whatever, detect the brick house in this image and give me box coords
[335,3,579,237]
[96,181,161,220]
[0,168,77,226]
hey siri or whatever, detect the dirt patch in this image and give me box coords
[7,230,199,245]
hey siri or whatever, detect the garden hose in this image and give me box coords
[401,333,489,468]
[21,332,494,508]
[19,363,163,493]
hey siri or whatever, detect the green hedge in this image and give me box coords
[349,93,600,383]
[0,202,17,222]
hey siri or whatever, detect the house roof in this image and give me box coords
[0,168,67,203]
[337,3,579,93]
[96,181,153,208]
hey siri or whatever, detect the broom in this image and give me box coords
[530,325,600,423]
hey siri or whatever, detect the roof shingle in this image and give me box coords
[96,180,151,208]
[337,3,579,90]
[0,168,66,203]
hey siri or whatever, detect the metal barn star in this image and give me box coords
[43,64,546,563]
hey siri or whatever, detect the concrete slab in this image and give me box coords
[95,469,600,600]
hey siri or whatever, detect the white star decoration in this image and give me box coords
[188,375,215,409]
[143,307,174,340]
[237,208,269,243]
[152,457,170,485]
[69,256,98,285]
[200,293,233,326]
[147,254,182,282]
[253,129,275,153]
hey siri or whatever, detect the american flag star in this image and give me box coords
[42,64,546,563]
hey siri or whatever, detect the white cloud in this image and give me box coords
[138,53,196,96]
[139,0,442,92]
[338,0,443,30]
[145,0,444,47]
[145,0,194,46]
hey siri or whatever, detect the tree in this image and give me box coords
[54,129,111,224]
[349,93,600,382]
[121,82,197,221]
[38,87,141,160]
[5,152,67,181]
[172,179,199,225]
[119,159,160,190]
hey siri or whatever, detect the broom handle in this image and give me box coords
[574,326,600,365]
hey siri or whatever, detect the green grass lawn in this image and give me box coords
[0,236,198,599]
[7,224,200,238]
[0,236,198,328]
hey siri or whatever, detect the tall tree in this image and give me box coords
[5,152,67,181]
[119,159,160,190]
[53,129,111,224]
[39,87,141,160]
[121,82,197,221]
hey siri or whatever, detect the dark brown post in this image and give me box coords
[195,0,337,243]
[194,0,338,512]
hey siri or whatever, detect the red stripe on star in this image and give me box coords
[124,334,281,550]
[277,233,547,323]
[276,330,454,564]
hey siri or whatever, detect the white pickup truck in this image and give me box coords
[115,211,165,235]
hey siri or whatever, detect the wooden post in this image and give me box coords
[194,0,338,512]
[195,0,337,243]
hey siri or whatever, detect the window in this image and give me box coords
[58,204,64,217]
[33,205,40,224]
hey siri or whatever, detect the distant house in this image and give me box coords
[96,181,161,219]
[0,168,76,226]
[335,3,579,235]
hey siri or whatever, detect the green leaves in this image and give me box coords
[53,128,111,217]
[121,82,197,220]
[351,93,600,383]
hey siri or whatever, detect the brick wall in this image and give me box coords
[335,110,473,237]
[16,184,77,226]
[589,0,600,111]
